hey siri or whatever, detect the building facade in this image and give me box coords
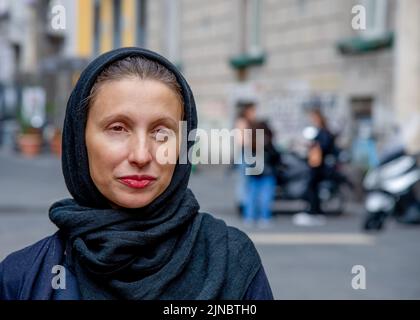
[146,0,419,161]
[1,0,419,159]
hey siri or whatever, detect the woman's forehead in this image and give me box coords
[88,78,183,122]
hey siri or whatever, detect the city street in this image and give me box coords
[0,150,419,299]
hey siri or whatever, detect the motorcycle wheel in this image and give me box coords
[363,211,386,231]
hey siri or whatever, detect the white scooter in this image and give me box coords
[363,148,420,231]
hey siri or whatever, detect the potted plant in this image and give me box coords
[17,116,43,158]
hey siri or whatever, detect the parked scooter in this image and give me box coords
[362,147,420,231]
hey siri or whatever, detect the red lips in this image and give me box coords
[118,175,157,189]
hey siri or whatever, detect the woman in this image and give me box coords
[0,48,273,300]
[233,102,257,216]
[243,120,281,228]
[293,108,336,227]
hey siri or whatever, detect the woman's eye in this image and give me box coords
[110,125,126,132]
[154,128,171,141]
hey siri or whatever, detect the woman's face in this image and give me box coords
[85,78,183,209]
[244,106,256,121]
[309,112,322,128]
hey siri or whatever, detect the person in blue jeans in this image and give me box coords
[244,120,281,228]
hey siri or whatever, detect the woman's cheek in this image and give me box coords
[89,138,127,170]
[100,133,129,151]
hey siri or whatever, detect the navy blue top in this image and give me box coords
[314,128,336,164]
[0,232,273,300]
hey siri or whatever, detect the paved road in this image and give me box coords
[1,150,419,299]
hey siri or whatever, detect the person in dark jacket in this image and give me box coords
[293,107,336,227]
[0,48,273,300]
[243,120,281,228]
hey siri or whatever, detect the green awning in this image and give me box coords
[336,31,394,55]
[229,52,266,69]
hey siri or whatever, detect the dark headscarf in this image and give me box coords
[49,47,261,300]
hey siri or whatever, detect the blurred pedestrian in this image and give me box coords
[293,107,336,226]
[243,120,281,229]
[0,48,273,300]
[233,102,257,216]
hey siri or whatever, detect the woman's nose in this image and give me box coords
[127,134,153,167]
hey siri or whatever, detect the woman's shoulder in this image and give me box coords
[0,232,62,299]
[1,232,60,266]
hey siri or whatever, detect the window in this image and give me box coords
[93,0,101,56]
[336,0,392,54]
[230,0,265,70]
[164,0,180,63]
[136,0,147,47]
[239,0,262,56]
[113,0,122,48]
[350,97,378,168]
[360,0,388,39]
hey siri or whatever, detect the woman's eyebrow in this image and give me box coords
[150,116,179,129]
[98,114,134,126]
[98,113,179,128]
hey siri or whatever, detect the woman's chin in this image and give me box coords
[112,193,156,209]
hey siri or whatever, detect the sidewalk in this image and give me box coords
[0,149,69,212]
[1,153,420,299]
